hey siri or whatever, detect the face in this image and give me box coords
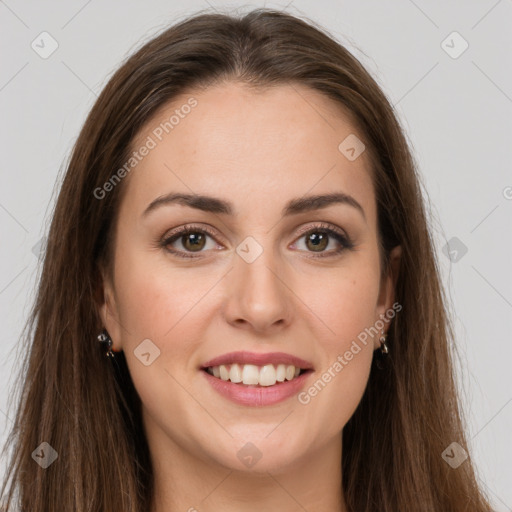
[99,81,400,475]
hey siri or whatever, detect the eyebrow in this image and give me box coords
[142,192,366,220]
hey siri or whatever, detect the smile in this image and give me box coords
[200,351,314,406]
[205,363,307,387]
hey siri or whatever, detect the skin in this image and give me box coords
[99,81,401,512]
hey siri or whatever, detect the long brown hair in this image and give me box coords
[0,8,493,511]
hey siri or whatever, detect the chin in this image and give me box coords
[203,431,308,474]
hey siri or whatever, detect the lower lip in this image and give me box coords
[201,369,312,406]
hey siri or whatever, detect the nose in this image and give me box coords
[222,245,293,334]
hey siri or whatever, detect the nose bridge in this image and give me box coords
[223,236,292,331]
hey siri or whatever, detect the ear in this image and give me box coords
[375,245,402,348]
[97,265,123,352]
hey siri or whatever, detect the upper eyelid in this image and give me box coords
[293,222,347,238]
[162,223,222,244]
[163,222,347,241]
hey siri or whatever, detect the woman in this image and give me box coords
[0,8,494,512]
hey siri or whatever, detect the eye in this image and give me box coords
[292,222,353,258]
[160,222,353,260]
[160,224,220,259]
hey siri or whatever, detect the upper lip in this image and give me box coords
[201,351,314,370]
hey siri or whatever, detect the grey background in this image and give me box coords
[1,0,511,509]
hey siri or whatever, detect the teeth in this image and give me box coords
[207,363,304,386]
[259,364,276,386]
[229,363,242,383]
[276,364,286,382]
[242,364,259,385]
[285,364,295,380]
[219,365,229,381]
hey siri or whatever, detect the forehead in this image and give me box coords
[123,81,376,225]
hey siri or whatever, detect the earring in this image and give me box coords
[97,328,115,358]
[379,329,389,355]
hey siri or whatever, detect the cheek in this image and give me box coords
[111,250,213,423]
[302,261,381,347]
[113,246,218,338]
[295,271,379,440]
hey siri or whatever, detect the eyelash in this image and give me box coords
[159,222,354,260]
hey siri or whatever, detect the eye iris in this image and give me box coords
[182,232,206,251]
[306,232,328,252]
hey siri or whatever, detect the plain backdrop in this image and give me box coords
[1,0,511,509]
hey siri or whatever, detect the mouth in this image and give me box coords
[202,363,312,387]
[199,351,314,399]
